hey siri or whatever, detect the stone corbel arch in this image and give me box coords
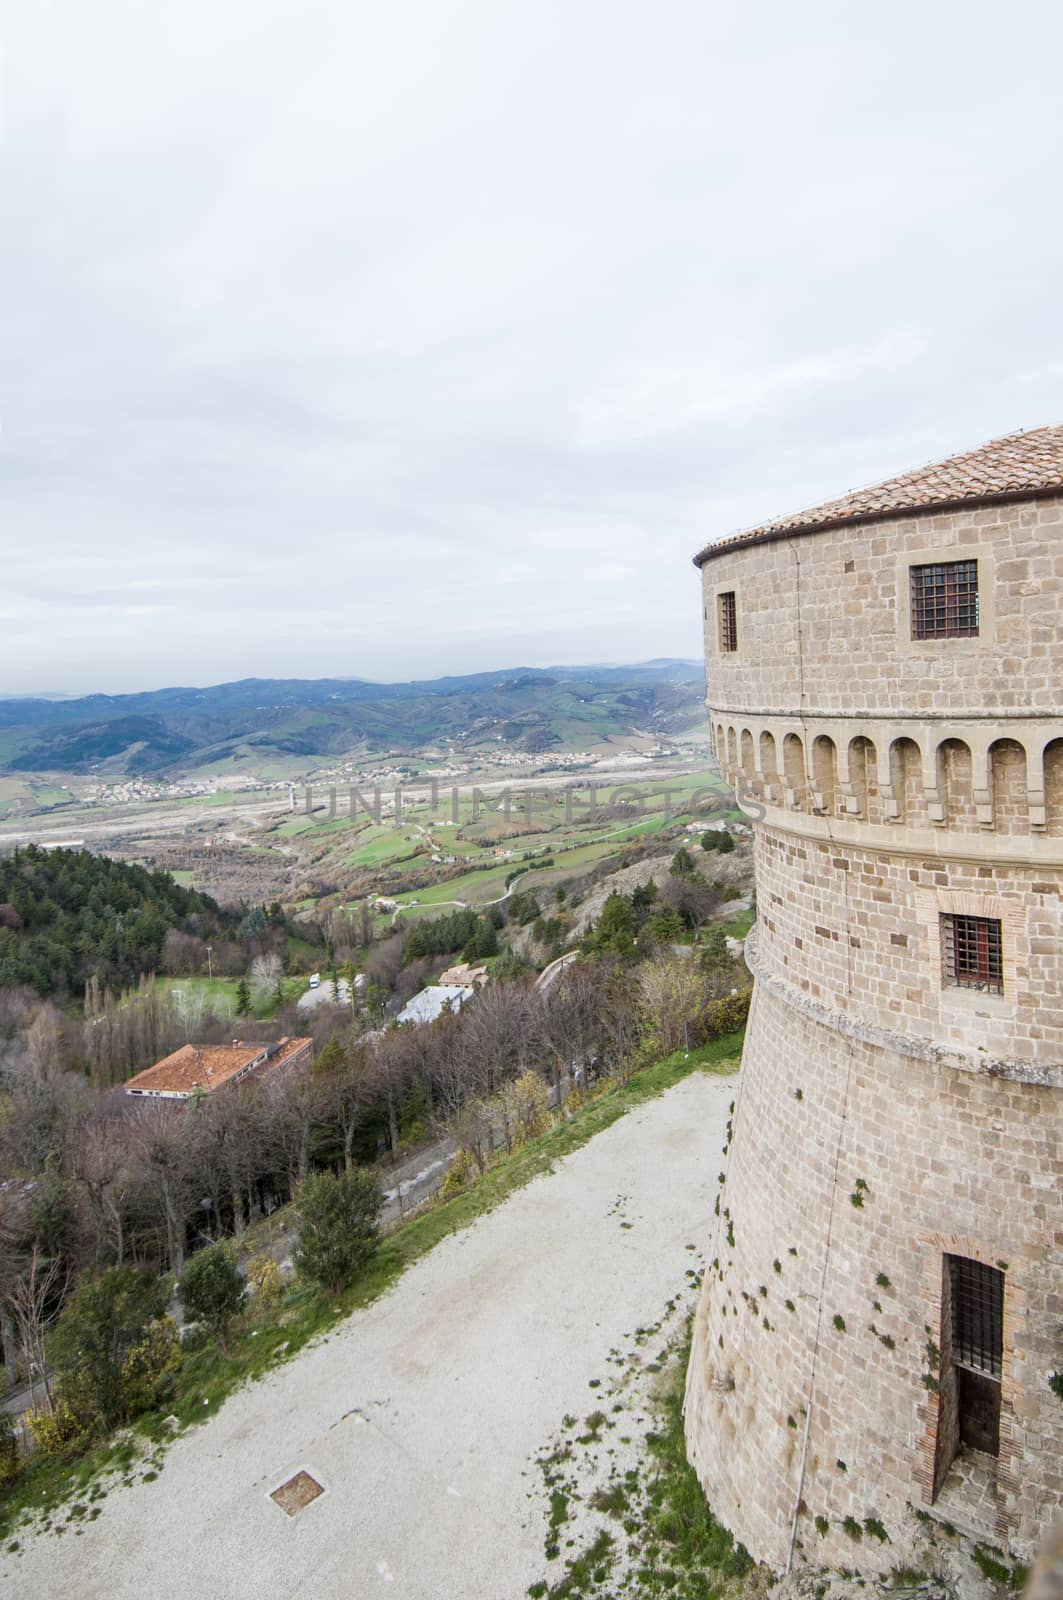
[966,734,996,829]
[1027,737,1048,829]
[758,728,781,804]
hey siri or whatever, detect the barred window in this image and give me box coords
[910,560,979,639]
[947,1255,1004,1381]
[718,591,738,652]
[940,913,1003,994]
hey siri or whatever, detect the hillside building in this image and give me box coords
[685,426,1063,1572]
[124,1036,313,1100]
[396,985,474,1025]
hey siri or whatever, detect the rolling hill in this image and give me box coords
[0,662,708,779]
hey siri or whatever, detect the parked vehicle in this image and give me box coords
[308,972,320,989]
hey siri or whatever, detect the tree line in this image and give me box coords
[0,846,229,999]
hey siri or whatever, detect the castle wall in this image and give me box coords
[751,828,1063,1075]
[686,493,1063,1574]
[700,497,1063,715]
[686,964,1063,1572]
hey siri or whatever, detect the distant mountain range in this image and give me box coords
[0,662,708,779]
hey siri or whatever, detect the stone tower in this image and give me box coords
[684,427,1063,1574]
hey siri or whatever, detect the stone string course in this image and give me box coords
[685,488,1063,1575]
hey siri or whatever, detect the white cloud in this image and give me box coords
[577,334,925,446]
[1,0,1062,691]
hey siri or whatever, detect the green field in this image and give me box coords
[392,861,515,910]
[154,974,307,1022]
[335,768,731,923]
[345,824,428,867]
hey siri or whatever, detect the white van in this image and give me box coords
[308,973,321,990]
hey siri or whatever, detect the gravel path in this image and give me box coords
[6,1072,732,1600]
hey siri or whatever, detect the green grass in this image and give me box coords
[154,974,306,1021]
[0,1030,743,1539]
[346,826,425,867]
[392,861,515,908]
[635,1323,754,1592]
[534,1303,755,1599]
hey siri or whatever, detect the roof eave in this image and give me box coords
[692,484,1063,568]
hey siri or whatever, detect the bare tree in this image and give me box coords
[171,980,227,1037]
[263,1068,327,1192]
[160,928,207,976]
[0,1244,67,1411]
[250,953,283,1008]
[536,962,603,1091]
[66,1115,135,1266]
[596,961,641,1079]
[444,1098,494,1176]
[364,934,404,993]
[0,1064,87,1177]
[83,976,191,1086]
[213,1084,269,1235]
[367,1031,411,1156]
[659,872,723,932]
[26,1004,64,1081]
[637,952,716,1058]
[449,983,536,1101]
[318,1042,373,1173]
[129,1104,198,1273]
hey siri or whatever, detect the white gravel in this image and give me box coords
[6,1071,733,1600]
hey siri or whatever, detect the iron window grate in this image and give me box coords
[910,560,979,639]
[718,591,738,652]
[941,913,1003,994]
[947,1256,1003,1380]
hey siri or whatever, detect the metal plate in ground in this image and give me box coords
[270,1470,324,1516]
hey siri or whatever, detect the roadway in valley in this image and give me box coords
[4,1071,730,1600]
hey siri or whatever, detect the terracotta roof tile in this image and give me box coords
[694,424,1063,565]
[124,1037,312,1097]
[250,1036,314,1081]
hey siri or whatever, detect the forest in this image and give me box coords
[0,846,229,999]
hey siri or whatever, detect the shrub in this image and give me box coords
[119,1318,181,1416]
[0,1407,19,1485]
[246,1256,284,1316]
[179,1243,246,1349]
[700,990,752,1039]
[26,1390,91,1457]
[49,1265,169,1431]
[513,1070,550,1142]
[294,1168,382,1293]
[440,1148,476,1200]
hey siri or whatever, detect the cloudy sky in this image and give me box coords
[3,1,1062,694]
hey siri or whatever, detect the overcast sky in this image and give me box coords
[2,1,1062,694]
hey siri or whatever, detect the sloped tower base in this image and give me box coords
[685,937,1060,1574]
